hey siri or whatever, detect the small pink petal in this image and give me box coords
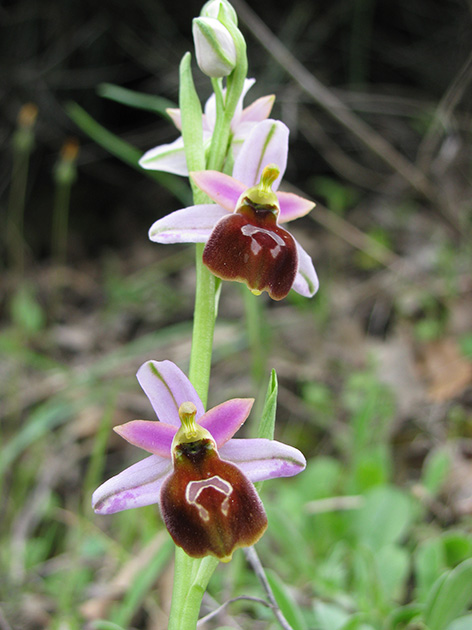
[137,360,204,427]
[198,398,254,447]
[139,136,188,176]
[190,171,245,212]
[92,455,171,514]
[149,204,227,243]
[239,94,275,124]
[219,438,306,482]
[277,192,315,223]
[166,108,182,131]
[291,239,319,297]
[232,119,289,188]
[114,420,176,458]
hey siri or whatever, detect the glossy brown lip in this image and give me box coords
[203,197,298,301]
[160,438,268,561]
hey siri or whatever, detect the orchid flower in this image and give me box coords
[148,119,319,300]
[92,360,306,561]
[139,79,274,176]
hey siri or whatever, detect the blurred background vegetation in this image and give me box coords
[1,0,472,628]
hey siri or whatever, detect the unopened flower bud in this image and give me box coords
[200,0,238,25]
[193,17,237,78]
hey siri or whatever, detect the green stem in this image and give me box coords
[188,245,218,406]
[168,27,249,622]
[168,244,219,630]
[168,52,226,630]
[243,288,267,390]
[207,17,247,172]
[169,554,219,630]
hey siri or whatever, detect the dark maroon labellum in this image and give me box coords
[202,198,298,301]
[160,438,267,561]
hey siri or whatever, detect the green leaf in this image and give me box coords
[352,445,391,491]
[257,368,278,440]
[97,83,175,116]
[448,614,472,630]
[266,569,307,630]
[10,285,45,334]
[179,52,205,184]
[374,545,410,601]
[443,532,472,567]
[353,486,412,551]
[0,396,88,476]
[415,537,447,602]
[66,102,190,205]
[91,622,127,630]
[421,448,452,496]
[254,369,277,494]
[351,545,382,609]
[423,559,472,630]
[313,601,350,630]
[385,604,423,629]
[340,618,376,630]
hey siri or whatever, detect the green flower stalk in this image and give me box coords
[93,2,318,629]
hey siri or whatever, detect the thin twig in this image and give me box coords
[197,595,272,627]
[416,47,472,171]
[299,107,383,189]
[308,202,402,269]
[231,0,436,203]
[244,547,296,630]
[305,495,365,514]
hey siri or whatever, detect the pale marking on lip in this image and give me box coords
[241,224,285,258]
[186,475,233,522]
